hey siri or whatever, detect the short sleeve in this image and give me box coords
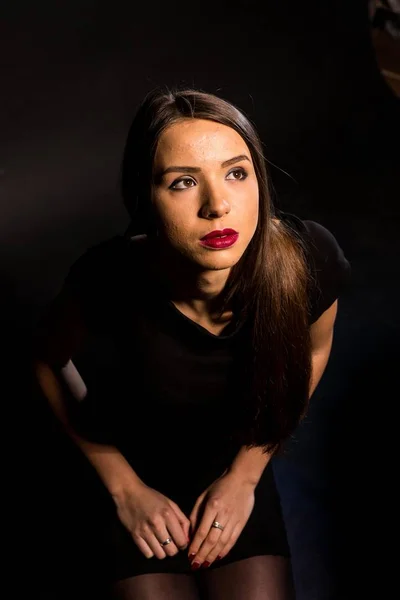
[64,235,127,330]
[32,287,88,368]
[302,220,352,324]
[33,236,127,445]
[33,236,124,368]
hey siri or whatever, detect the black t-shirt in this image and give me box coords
[62,211,351,329]
[36,212,351,470]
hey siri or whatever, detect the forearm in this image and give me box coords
[227,347,332,486]
[227,445,273,487]
[34,361,144,498]
[309,344,332,398]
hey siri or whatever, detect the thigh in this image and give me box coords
[111,572,201,600]
[197,555,295,600]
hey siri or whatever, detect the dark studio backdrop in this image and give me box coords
[2,1,399,598]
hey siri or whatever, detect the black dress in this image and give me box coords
[37,212,351,582]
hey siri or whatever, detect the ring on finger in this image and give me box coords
[211,521,225,531]
[160,537,173,548]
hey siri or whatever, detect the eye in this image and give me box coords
[169,177,196,190]
[226,168,248,180]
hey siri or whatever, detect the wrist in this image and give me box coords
[226,445,273,488]
[76,437,145,499]
[108,470,145,499]
[225,466,260,488]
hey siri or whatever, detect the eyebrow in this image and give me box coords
[158,154,250,177]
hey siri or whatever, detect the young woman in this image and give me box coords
[34,88,351,599]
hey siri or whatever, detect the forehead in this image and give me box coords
[154,119,250,164]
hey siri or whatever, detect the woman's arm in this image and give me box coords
[34,286,145,499]
[35,359,191,557]
[308,299,337,397]
[227,300,339,486]
[186,302,340,565]
[34,360,144,499]
[35,278,191,559]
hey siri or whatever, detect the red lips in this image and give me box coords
[201,228,238,240]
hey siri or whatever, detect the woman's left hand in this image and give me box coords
[187,471,256,569]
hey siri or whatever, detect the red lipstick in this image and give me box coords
[200,228,239,249]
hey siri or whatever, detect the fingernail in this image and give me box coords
[191,561,201,570]
[188,553,196,562]
[216,555,222,561]
[202,561,211,568]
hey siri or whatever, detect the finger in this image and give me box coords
[188,501,215,558]
[132,534,157,559]
[169,499,190,527]
[169,500,191,540]
[194,520,235,567]
[152,527,180,557]
[165,513,189,550]
[189,509,226,564]
[188,496,203,541]
[215,521,242,561]
[147,531,177,559]
[137,524,169,560]
[202,522,237,565]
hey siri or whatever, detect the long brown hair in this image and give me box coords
[121,87,312,452]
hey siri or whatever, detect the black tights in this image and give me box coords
[111,555,295,600]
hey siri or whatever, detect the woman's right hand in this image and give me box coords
[113,482,191,559]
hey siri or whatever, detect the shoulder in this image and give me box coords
[59,233,149,333]
[274,212,349,268]
[66,236,125,285]
[65,234,147,293]
[35,235,150,365]
[277,212,352,323]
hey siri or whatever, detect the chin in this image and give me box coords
[197,250,243,271]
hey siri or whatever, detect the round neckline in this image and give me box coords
[135,238,244,340]
[165,298,244,340]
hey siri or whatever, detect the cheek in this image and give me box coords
[155,196,195,233]
[242,184,259,221]
[154,198,180,229]
[161,214,192,247]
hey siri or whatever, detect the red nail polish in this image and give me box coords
[191,562,201,570]
[202,561,211,568]
[188,553,196,562]
[216,555,222,561]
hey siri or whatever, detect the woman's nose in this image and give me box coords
[201,187,231,219]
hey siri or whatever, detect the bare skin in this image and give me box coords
[151,118,259,335]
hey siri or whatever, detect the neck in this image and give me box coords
[151,238,232,321]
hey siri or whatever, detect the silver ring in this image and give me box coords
[160,537,172,547]
[211,521,225,531]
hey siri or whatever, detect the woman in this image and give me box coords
[34,88,351,599]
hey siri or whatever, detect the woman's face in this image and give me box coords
[151,118,259,272]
